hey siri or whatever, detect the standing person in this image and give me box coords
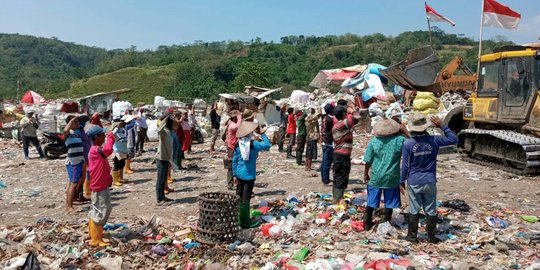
[135,108,148,156]
[156,114,175,205]
[181,111,191,156]
[209,103,221,152]
[111,118,128,186]
[166,118,180,193]
[321,104,335,185]
[285,107,296,159]
[233,121,271,228]
[86,125,115,247]
[123,114,136,174]
[64,116,85,212]
[331,106,361,204]
[77,114,92,201]
[401,114,459,243]
[277,104,288,152]
[90,112,103,128]
[174,111,186,170]
[20,110,45,160]
[362,119,406,231]
[187,105,197,153]
[225,110,242,190]
[295,109,307,166]
[305,107,321,172]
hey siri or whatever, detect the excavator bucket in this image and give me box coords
[380,46,442,94]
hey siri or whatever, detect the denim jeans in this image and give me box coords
[321,145,334,184]
[156,159,169,202]
[407,183,437,216]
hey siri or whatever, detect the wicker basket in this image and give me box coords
[196,192,240,244]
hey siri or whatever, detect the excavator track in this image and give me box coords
[458,129,540,175]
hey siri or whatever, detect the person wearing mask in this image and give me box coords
[401,114,459,243]
[86,125,115,247]
[286,107,296,159]
[277,104,288,152]
[225,109,242,190]
[135,108,148,156]
[156,113,175,205]
[20,110,45,160]
[233,120,271,228]
[331,106,361,204]
[320,104,336,186]
[64,115,85,212]
[209,103,221,152]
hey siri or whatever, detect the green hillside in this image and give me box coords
[0,30,514,102]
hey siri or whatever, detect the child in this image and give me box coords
[112,118,128,186]
[64,115,85,212]
[86,125,115,247]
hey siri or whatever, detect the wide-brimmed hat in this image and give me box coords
[242,109,254,120]
[121,114,134,123]
[373,119,400,136]
[236,121,259,138]
[408,113,432,132]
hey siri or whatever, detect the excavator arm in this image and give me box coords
[435,56,476,93]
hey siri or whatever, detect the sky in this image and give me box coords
[0,0,538,50]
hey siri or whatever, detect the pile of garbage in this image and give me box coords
[2,190,539,269]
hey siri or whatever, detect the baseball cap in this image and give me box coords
[87,125,107,139]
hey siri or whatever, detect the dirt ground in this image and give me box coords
[1,133,539,227]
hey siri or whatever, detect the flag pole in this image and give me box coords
[476,0,485,89]
[425,1,433,47]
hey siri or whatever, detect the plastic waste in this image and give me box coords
[292,247,309,261]
[258,206,271,214]
[261,223,275,237]
[158,236,172,245]
[269,225,283,238]
[237,242,255,253]
[351,220,364,232]
[104,223,129,230]
[521,215,539,223]
[376,222,398,236]
[151,245,168,256]
[183,241,200,249]
[485,216,510,228]
[228,240,241,251]
[251,209,263,218]
[0,180,6,189]
[22,252,40,270]
[442,199,470,212]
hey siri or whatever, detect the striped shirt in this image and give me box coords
[65,129,85,165]
[332,117,359,156]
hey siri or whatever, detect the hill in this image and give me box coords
[0,30,514,103]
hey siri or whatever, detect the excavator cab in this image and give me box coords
[465,46,539,126]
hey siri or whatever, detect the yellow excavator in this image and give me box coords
[383,45,540,174]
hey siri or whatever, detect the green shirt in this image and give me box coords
[363,134,406,188]
[296,112,307,136]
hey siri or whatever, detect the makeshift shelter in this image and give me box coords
[21,90,46,104]
[78,88,131,114]
[309,65,367,88]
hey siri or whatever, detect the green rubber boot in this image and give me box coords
[238,202,260,229]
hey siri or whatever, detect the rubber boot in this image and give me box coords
[332,187,345,204]
[124,160,134,174]
[401,214,419,243]
[83,178,91,199]
[296,150,303,165]
[364,206,374,231]
[88,218,93,239]
[112,170,123,186]
[239,202,260,229]
[88,220,110,247]
[167,168,173,184]
[286,145,295,159]
[119,169,126,184]
[383,208,393,223]
[427,215,440,244]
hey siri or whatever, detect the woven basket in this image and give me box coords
[196,192,240,244]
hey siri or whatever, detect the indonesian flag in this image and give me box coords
[425,3,456,26]
[483,0,521,29]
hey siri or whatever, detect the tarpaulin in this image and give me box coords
[309,64,367,88]
[21,91,46,104]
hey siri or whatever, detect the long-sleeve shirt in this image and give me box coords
[279,109,287,128]
[210,110,220,130]
[20,117,39,137]
[296,112,307,136]
[400,126,459,186]
[225,114,242,149]
[306,112,321,141]
[135,114,148,129]
[321,115,336,146]
[332,116,361,156]
[286,114,296,134]
[125,120,136,149]
[232,134,271,180]
[157,120,173,161]
[79,126,91,161]
[88,133,115,192]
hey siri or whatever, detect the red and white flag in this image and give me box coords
[483,0,521,29]
[425,2,456,26]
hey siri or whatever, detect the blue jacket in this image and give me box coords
[401,126,459,186]
[232,134,271,181]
